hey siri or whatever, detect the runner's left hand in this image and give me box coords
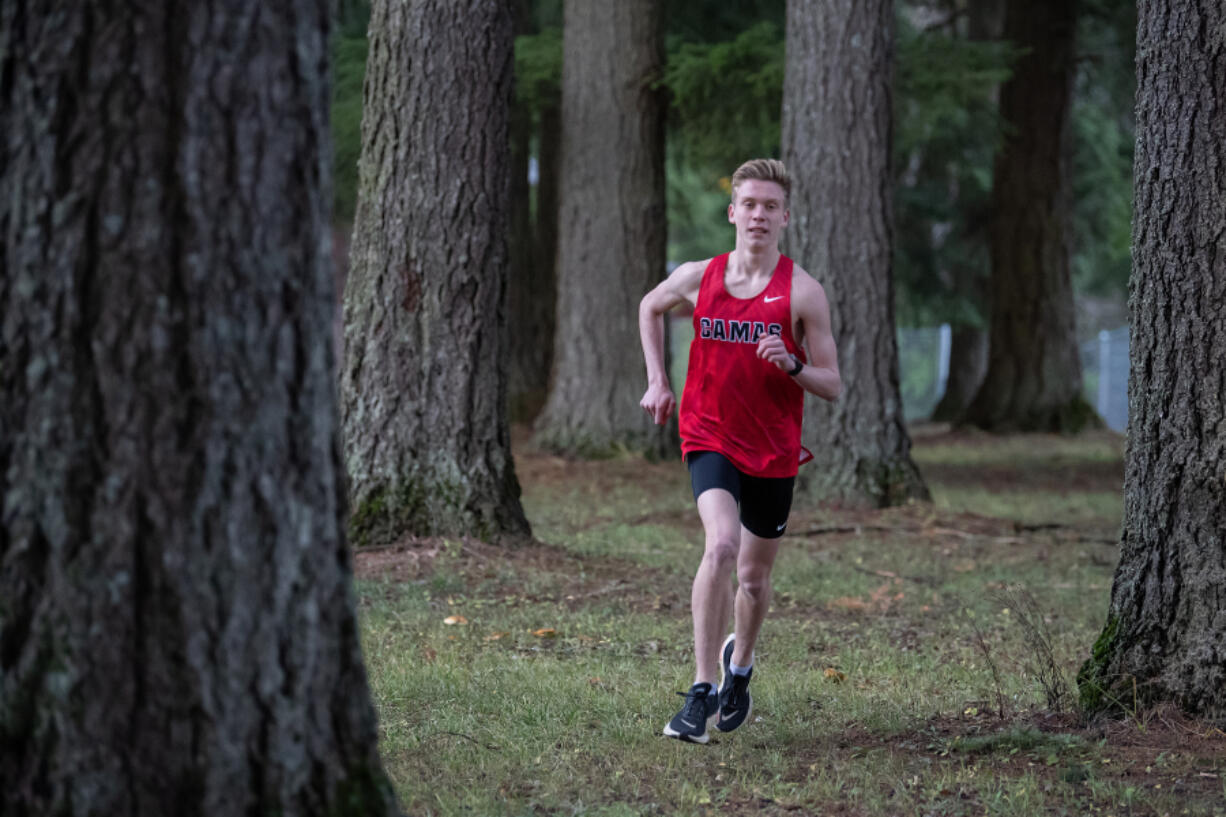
[756,334,794,371]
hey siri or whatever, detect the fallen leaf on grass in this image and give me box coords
[443,615,468,625]
[422,647,437,663]
[533,628,557,638]
[823,668,846,683]
[484,631,509,641]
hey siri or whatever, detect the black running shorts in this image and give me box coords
[686,450,795,539]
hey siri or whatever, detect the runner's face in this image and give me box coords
[728,180,789,247]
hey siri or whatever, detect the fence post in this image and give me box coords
[936,323,951,398]
[1097,329,1111,421]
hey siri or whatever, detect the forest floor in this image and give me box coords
[354,427,1226,817]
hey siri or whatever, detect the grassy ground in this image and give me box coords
[354,428,1225,816]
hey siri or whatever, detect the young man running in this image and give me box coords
[638,159,841,744]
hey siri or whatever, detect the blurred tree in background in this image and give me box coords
[531,0,670,458]
[782,0,930,508]
[506,5,561,421]
[962,0,1098,432]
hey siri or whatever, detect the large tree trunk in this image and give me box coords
[782,0,930,507]
[343,0,529,544]
[0,3,397,815]
[532,0,669,458]
[962,0,1099,431]
[1077,0,1226,718]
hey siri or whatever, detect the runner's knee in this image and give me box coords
[701,537,738,572]
[736,563,772,601]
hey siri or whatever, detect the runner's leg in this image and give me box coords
[691,488,741,685]
[731,529,781,666]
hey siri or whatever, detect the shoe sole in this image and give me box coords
[662,710,720,744]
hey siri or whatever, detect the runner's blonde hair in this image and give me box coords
[730,159,791,205]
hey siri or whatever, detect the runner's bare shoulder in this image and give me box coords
[790,263,830,306]
[664,258,713,305]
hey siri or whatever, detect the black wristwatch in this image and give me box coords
[786,355,804,376]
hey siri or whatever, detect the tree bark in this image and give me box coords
[532,0,670,458]
[930,324,989,422]
[782,0,930,507]
[343,0,530,544]
[0,3,397,815]
[1077,0,1226,718]
[962,0,1100,431]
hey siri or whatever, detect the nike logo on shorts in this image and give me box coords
[764,295,783,303]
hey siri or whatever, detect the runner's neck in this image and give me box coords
[727,247,781,281]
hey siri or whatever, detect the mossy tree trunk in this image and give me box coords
[532,0,670,458]
[1078,0,1226,718]
[343,0,530,544]
[0,2,397,815]
[781,0,930,507]
[962,0,1100,432]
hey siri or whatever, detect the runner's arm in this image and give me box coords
[785,273,841,401]
[638,261,704,425]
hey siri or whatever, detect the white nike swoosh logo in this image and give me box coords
[764,295,783,303]
[680,719,696,728]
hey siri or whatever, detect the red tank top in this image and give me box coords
[679,253,807,477]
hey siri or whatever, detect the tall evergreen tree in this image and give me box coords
[343,0,529,543]
[1078,0,1226,718]
[926,0,1004,423]
[532,0,670,457]
[507,13,561,422]
[962,0,1098,431]
[0,2,397,814]
[782,0,929,506]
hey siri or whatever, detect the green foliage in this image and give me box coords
[1071,0,1137,296]
[894,23,1016,160]
[892,18,1019,327]
[514,27,562,112]
[332,34,368,224]
[663,21,784,172]
[664,0,784,47]
[665,151,732,261]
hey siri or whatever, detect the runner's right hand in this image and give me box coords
[640,383,676,426]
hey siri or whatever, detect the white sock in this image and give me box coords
[730,660,753,677]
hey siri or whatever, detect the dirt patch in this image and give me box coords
[353,536,689,615]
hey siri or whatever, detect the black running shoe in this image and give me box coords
[716,633,753,732]
[663,682,719,744]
